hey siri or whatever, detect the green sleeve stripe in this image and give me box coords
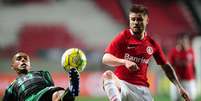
[43,71,54,85]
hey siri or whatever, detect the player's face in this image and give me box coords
[179,37,190,50]
[11,52,31,74]
[129,12,148,35]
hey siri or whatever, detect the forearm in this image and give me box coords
[162,64,182,89]
[102,53,125,67]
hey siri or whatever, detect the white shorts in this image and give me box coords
[120,80,153,101]
[170,80,196,101]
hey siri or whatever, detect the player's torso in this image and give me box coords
[123,38,155,64]
[171,49,194,80]
[172,49,193,66]
[120,30,156,66]
[115,30,157,86]
[12,71,53,100]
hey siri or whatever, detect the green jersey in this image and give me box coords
[3,71,57,101]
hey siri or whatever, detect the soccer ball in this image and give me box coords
[61,48,87,72]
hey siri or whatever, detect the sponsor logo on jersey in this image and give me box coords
[124,53,149,64]
[146,46,153,55]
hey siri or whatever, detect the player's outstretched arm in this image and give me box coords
[161,64,191,101]
[102,53,125,67]
[102,53,139,71]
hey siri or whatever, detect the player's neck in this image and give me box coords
[16,69,29,75]
[129,29,145,40]
[134,33,144,40]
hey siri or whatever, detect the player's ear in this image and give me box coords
[146,15,149,24]
[10,64,14,70]
[10,60,17,71]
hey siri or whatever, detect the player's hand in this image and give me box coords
[124,59,139,71]
[179,87,191,101]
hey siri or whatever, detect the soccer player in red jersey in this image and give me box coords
[168,33,196,101]
[101,4,191,101]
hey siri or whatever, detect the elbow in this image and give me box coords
[102,53,113,65]
[102,54,108,64]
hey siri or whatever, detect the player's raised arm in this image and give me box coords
[161,63,191,101]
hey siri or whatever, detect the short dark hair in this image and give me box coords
[129,4,149,16]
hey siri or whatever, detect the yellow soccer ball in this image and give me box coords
[61,48,87,72]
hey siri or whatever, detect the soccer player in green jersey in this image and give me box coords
[3,52,80,101]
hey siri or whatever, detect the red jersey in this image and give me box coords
[105,29,167,87]
[168,48,195,80]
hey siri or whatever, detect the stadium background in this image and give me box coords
[0,0,201,100]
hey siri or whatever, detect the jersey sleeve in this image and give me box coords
[105,30,126,57]
[191,49,196,76]
[41,71,54,86]
[3,86,17,101]
[167,49,175,65]
[153,41,168,65]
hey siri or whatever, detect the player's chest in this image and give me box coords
[124,41,155,58]
[16,73,43,85]
[174,51,193,61]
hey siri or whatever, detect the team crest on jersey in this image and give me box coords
[146,46,153,55]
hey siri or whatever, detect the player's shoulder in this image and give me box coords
[120,28,129,32]
[10,79,16,85]
[38,70,50,74]
[112,28,130,40]
[38,70,49,72]
[5,79,16,91]
[146,35,164,50]
[117,28,132,39]
[146,35,158,45]
[30,70,50,75]
[119,28,130,35]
